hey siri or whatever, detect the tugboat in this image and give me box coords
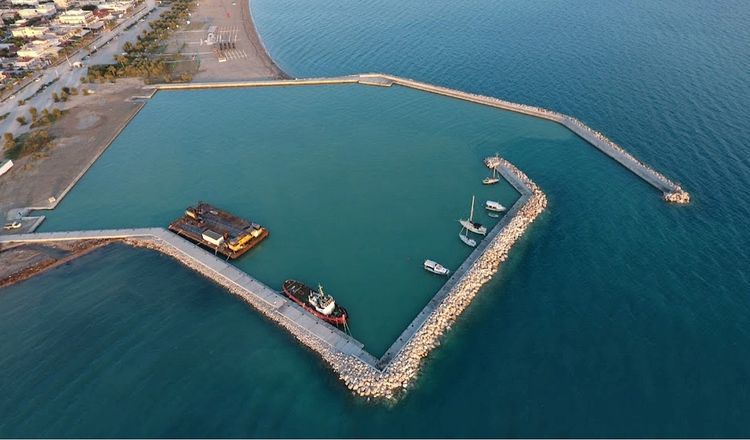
[282,280,348,326]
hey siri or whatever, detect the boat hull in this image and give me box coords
[459,233,477,247]
[459,219,487,235]
[282,280,348,326]
[485,201,506,212]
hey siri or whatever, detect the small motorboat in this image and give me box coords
[488,213,500,218]
[424,259,450,276]
[459,196,487,235]
[485,200,506,212]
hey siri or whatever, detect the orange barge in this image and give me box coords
[168,202,268,259]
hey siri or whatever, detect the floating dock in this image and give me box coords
[168,202,268,259]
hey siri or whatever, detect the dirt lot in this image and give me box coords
[0,79,146,224]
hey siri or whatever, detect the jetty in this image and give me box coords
[0,227,376,366]
[0,155,546,400]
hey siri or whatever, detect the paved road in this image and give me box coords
[0,0,160,136]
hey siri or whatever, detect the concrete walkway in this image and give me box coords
[0,228,377,366]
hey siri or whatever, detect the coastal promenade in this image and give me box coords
[153,73,690,204]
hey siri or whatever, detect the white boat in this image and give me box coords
[459,196,487,235]
[482,167,499,185]
[459,228,477,247]
[424,259,451,276]
[485,200,506,212]
[488,213,500,218]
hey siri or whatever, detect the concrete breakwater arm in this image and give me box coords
[326,156,548,399]
[152,73,689,204]
[0,228,378,367]
[359,73,690,204]
[0,154,548,400]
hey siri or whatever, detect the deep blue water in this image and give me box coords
[2,0,750,436]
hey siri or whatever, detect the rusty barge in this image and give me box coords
[168,202,268,259]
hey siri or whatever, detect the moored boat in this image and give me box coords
[459,195,487,235]
[482,167,500,185]
[282,280,348,326]
[424,259,451,275]
[459,227,477,247]
[485,200,506,212]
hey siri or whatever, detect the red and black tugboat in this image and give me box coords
[282,280,348,326]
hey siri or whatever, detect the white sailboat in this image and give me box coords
[459,226,477,247]
[482,167,499,185]
[459,195,487,235]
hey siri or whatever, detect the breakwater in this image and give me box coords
[0,155,546,400]
[154,74,690,204]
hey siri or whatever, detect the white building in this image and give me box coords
[53,0,72,8]
[98,1,133,13]
[57,8,96,25]
[10,0,40,6]
[10,26,49,38]
[17,39,60,59]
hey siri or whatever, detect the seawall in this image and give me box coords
[0,155,547,400]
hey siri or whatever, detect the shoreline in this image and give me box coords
[244,0,290,79]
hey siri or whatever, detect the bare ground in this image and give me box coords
[0,240,111,288]
[0,78,146,226]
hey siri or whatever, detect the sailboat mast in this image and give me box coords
[470,196,475,222]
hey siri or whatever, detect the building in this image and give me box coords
[98,0,133,13]
[16,5,55,19]
[53,0,72,8]
[17,9,41,19]
[13,57,43,69]
[10,26,49,38]
[57,8,96,25]
[16,39,60,59]
[10,0,40,6]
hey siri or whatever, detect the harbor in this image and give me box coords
[1,75,688,400]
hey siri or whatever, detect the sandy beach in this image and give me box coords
[175,0,288,81]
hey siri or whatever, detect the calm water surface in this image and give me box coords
[2,0,750,436]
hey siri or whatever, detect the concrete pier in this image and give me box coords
[0,155,547,399]
[0,228,377,366]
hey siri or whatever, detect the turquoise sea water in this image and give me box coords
[2,0,750,436]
